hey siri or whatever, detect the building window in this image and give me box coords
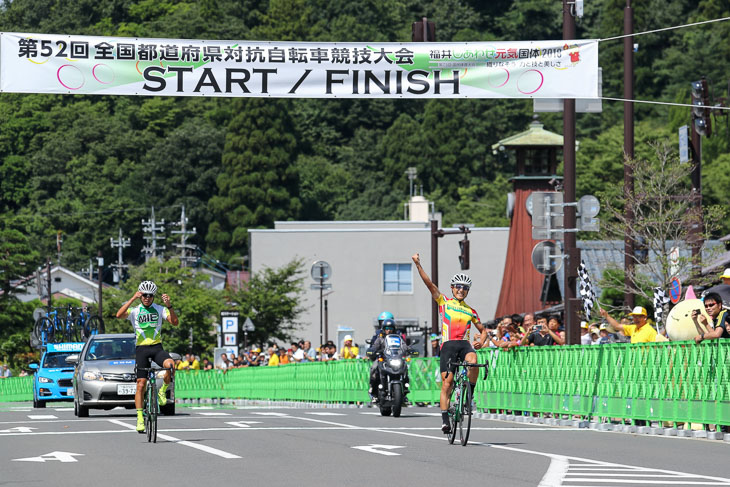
[383,263,412,293]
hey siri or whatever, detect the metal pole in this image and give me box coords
[430,220,439,335]
[46,258,52,307]
[319,272,324,346]
[563,0,580,345]
[97,251,103,321]
[324,299,329,343]
[623,0,636,311]
[690,120,702,277]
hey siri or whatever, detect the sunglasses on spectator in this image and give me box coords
[142,293,154,299]
[453,284,470,291]
[704,302,717,308]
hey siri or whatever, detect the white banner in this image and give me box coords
[0,32,598,99]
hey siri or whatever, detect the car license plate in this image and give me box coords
[117,384,136,395]
[66,388,74,397]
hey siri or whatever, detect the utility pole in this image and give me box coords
[142,206,165,262]
[623,0,636,311]
[56,231,62,267]
[110,228,130,283]
[172,205,197,267]
[563,0,581,345]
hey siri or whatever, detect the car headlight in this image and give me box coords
[82,371,104,381]
[389,359,402,368]
[38,376,53,383]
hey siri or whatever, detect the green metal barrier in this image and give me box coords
[3,341,729,427]
[0,376,33,402]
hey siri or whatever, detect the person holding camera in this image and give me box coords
[520,314,564,346]
[693,292,730,343]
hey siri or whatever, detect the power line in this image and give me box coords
[39,205,181,218]
[600,97,730,110]
[599,16,730,42]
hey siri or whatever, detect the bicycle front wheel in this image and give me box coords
[150,385,158,443]
[460,382,473,446]
[85,316,103,340]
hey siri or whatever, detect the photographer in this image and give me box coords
[520,314,564,346]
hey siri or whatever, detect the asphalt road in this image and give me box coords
[1,402,729,487]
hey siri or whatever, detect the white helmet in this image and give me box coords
[138,280,158,295]
[450,273,472,287]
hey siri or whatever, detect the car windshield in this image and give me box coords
[85,337,135,361]
[42,352,74,368]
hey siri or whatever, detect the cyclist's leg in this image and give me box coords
[152,346,174,406]
[465,351,479,384]
[135,345,152,432]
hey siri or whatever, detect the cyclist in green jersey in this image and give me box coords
[115,280,178,432]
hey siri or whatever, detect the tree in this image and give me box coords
[103,258,224,357]
[595,141,726,309]
[225,259,306,346]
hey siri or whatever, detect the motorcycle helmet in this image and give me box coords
[382,318,396,334]
[138,280,158,295]
[378,311,394,324]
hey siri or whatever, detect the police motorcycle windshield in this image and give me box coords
[382,335,405,373]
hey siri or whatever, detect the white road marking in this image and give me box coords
[538,455,569,487]
[225,421,263,428]
[352,444,405,456]
[0,426,36,433]
[305,412,346,416]
[28,415,57,420]
[108,419,241,459]
[251,412,289,416]
[197,412,231,416]
[13,451,84,463]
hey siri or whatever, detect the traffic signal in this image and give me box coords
[459,238,470,270]
[691,78,712,137]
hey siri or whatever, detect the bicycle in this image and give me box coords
[445,360,489,446]
[74,306,103,341]
[137,364,175,443]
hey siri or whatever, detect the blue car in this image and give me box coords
[30,342,85,408]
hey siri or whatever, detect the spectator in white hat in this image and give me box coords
[600,306,657,343]
[580,321,592,345]
[339,335,359,359]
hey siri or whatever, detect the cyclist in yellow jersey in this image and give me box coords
[412,253,487,434]
[116,280,178,432]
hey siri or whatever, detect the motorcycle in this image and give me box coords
[371,334,416,418]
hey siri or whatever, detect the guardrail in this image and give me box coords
[2,340,728,427]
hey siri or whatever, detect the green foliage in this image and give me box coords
[103,258,224,356]
[225,258,306,346]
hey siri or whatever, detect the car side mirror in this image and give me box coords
[29,363,39,370]
[65,355,79,364]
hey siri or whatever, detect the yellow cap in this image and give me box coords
[720,268,730,279]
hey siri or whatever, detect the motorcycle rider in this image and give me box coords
[367,319,410,401]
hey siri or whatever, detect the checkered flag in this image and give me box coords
[653,287,670,325]
[578,260,596,320]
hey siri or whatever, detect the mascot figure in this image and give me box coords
[665,286,712,341]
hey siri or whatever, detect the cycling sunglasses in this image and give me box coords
[453,284,470,291]
[142,293,155,299]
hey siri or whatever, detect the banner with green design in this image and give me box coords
[0,32,598,98]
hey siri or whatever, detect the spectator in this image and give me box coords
[290,342,306,363]
[596,324,612,344]
[201,358,213,370]
[277,347,290,365]
[1,364,11,378]
[521,314,564,346]
[430,333,441,357]
[580,321,592,345]
[18,369,28,377]
[589,325,601,344]
[600,306,656,343]
[321,342,337,361]
[511,313,524,334]
[694,292,730,343]
[721,268,730,286]
[268,347,280,366]
[303,341,317,361]
[522,313,535,335]
[217,353,231,370]
[339,335,359,359]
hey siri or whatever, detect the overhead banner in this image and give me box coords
[0,32,598,99]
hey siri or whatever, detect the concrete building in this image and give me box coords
[249,205,510,352]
